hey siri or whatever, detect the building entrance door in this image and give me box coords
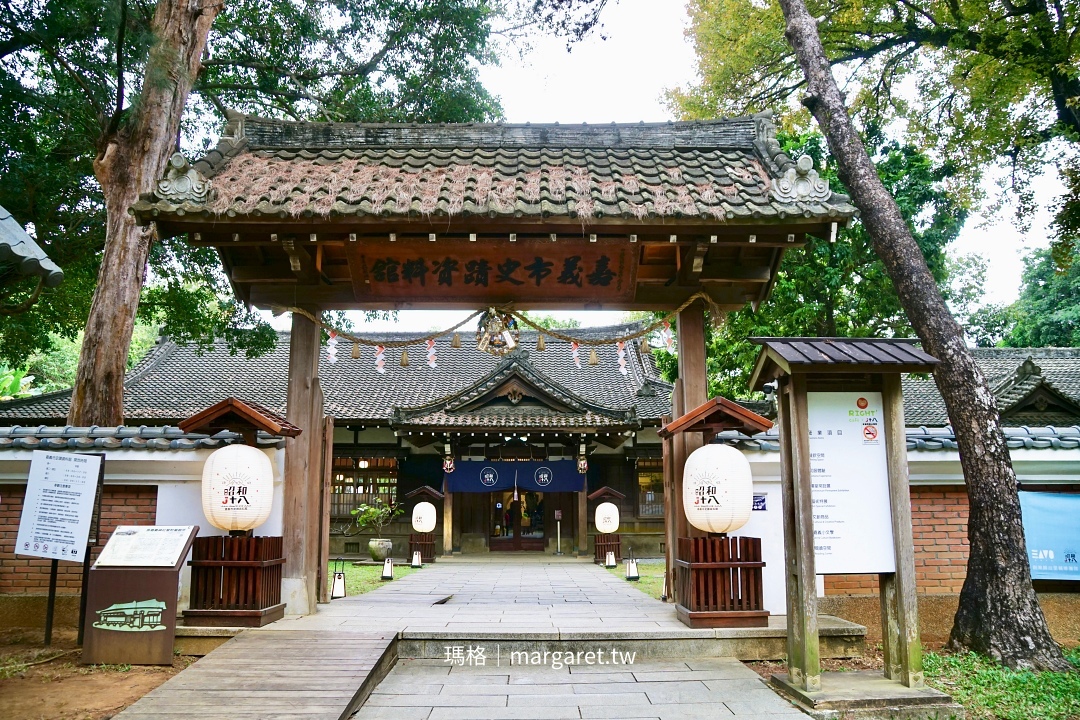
[489,491,545,551]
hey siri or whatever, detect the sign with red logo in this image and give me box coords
[806,392,895,574]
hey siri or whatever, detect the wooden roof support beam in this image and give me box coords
[678,243,709,285]
[281,236,320,284]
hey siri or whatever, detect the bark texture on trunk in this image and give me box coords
[777,0,1068,670]
[69,0,220,426]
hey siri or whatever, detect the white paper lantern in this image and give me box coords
[682,444,753,534]
[201,445,274,531]
[412,501,437,533]
[594,502,620,534]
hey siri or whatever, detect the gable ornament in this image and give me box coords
[771,155,831,204]
[157,153,211,203]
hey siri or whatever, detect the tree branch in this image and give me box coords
[107,0,128,136]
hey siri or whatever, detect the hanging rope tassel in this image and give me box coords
[426,339,437,368]
[400,349,410,367]
[351,341,360,359]
[571,341,581,369]
[617,341,627,375]
[536,334,546,351]
[451,332,462,348]
[588,348,599,366]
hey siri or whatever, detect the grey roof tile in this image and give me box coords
[131,114,857,225]
[0,204,64,287]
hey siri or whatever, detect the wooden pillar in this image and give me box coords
[779,376,820,692]
[670,380,688,543]
[577,485,588,556]
[676,302,708,538]
[882,374,924,687]
[661,416,675,601]
[442,478,454,556]
[283,310,322,615]
[317,416,334,604]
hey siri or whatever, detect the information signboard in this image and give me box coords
[15,451,103,562]
[94,526,197,568]
[807,392,896,574]
[1019,491,1080,580]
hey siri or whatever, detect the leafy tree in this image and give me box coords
[1004,247,1080,347]
[776,0,1069,670]
[668,0,1080,263]
[520,313,583,330]
[1,0,610,422]
[944,254,1012,348]
[654,133,965,398]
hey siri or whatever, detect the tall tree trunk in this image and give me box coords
[68,0,220,426]
[777,0,1068,670]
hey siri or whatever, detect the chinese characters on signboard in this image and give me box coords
[806,392,896,574]
[350,242,635,303]
[15,451,102,562]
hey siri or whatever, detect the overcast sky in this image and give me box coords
[328,0,1053,333]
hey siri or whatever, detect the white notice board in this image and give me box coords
[94,525,197,568]
[807,392,896,574]
[15,451,103,562]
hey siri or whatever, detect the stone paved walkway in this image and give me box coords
[355,656,806,720]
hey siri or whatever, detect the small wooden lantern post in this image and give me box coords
[659,397,774,627]
[750,338,938,694]
[179,397,300,627]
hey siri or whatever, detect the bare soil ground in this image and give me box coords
[0,629,193,720]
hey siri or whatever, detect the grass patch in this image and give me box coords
[924,647,1080,720]
[329,561,421,596]
[605,560,666,600]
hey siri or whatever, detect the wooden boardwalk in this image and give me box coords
[115,629,395,720]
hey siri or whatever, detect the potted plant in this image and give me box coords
[351,499,404,561]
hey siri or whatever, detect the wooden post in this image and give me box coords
[671,380,688,543]
[577,485,588,556]
[661,415,675,601]
[882,374,924,687]
[676,302,708,538]
[317,416,334,604]
[442,477,454,556]
[283,310,322,615]
[781,376,820,692]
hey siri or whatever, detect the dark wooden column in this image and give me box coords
[676,301,708,538]
[661,414,675,601]
[577,484,588,556]
[670,379,688,550]
[283,310,323,615]
[317,416,334,604]
[442,478,454,556]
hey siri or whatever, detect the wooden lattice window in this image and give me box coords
[637,459,665,517]
[330,456,397,518]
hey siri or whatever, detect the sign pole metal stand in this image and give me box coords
[555,520,562,555]
[44,559,58,646]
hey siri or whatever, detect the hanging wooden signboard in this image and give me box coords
[346,239,637,304]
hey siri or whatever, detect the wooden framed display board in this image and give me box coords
[82,525,198,666]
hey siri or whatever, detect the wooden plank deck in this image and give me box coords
[115,629,396,720]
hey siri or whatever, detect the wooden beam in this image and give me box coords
[281,236,320,284]
[635,264,772,283]
[678,244,709,285]
[661,415,676,603]
[671,379,688,547]
[659,396,773,439]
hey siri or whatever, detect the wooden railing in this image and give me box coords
[593,533,622,564]
[674,536,769,628]
[185,535,285,627]
[409,533,436,564]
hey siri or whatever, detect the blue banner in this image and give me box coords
[1019,491,1080,580]
[445,461,584,493]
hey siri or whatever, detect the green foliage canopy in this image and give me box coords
[0,0,610,369]
[1003,247,1080,347]
[668,0,1080,263]
[652,134,966,398]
